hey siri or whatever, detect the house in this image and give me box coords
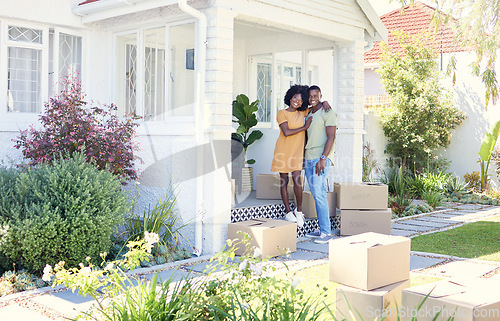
[363,2,500,180]
[0,0,387,255]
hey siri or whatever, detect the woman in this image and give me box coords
[271,85,330,227]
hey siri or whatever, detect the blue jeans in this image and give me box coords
[304,158,332,235]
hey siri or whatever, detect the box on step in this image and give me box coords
[329,232,410,290]
[256,174,303,200]
[336,279,410,321]
[296,191,337,219]
[334,182,388,210]
[340,208,392,235]
[227,218,297,259]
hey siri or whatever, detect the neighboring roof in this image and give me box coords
[364,1,467,64]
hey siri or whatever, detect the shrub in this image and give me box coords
[14,76,140,182]
[464,171,481,192]
[362,143,380,182]
[0,153,127,273]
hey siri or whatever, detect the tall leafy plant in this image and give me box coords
[478,120,500,191]
[232,94,263,164]
[377,31,466,174]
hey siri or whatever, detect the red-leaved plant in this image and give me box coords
[14,76,141,182]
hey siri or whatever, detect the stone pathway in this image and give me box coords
[1,202,499,320]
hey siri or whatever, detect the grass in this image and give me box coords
[411,215,500,261]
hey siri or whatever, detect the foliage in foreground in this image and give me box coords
[377,31,466,173]
[14,76,140,182]
[0,153,127,274]
[48,233,330,321]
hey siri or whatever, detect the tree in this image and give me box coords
[398,0,499,107]
[377,31,466,173]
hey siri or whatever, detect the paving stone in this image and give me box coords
[275,250,327,261]
[142,268,192,283]
[32,290,96,319]
[391,223,434,232]
[184,257,241,274]
[296,241,330,254]
[414,217,457,225]
[453,204,489,210]
[410,255,446,270]
[391,229,417,237]
[0,304,53,321]
[400,219,450,228]
[424,260,498,278]
[432,213,466,219]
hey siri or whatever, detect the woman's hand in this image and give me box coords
[304,116,313,129]
[321,101,332,112]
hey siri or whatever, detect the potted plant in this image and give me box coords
[231,94,263,192]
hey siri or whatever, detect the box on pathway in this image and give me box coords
[401,278,500,321]
[227,218,297,259]
[329,232,410,290]
[256,174,297,200]
[340,208,392,236]
[298,191,337,219]
[336,279,410,321]
[334,182,388,210]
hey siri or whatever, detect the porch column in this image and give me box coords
[333,40,365,183]
[201,5,235,254]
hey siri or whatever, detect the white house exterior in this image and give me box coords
[0,0,386,255]
[363,2,500,182]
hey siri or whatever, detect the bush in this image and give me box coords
[464,171,481,193]
[0,153,127,273]
[14,76,140,182]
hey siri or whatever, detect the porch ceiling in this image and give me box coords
[234,21,290,39]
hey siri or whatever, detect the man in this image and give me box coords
[304,85,337,244]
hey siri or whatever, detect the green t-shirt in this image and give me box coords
[305,107,337,162]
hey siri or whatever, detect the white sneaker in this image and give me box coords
[284,211,297,222]
[314,233,333,244]
[294,208,304,228]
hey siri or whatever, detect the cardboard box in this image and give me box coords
[256,174,296,200]
[336,279,410,321]
[329,232,410,290]
[296,191,337,218]
[334,182,388,210]
[227,218,297,258]
[401,279,500,321]
[340,209,392,236]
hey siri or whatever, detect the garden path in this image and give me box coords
[0,202,499,321]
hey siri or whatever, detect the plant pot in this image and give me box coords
[241,167,253,192]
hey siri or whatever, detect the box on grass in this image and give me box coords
[227,218,297,259]
[334,182,388,210]
[336,279,410,321]
[340,208,392,236]
[329,232,410,290]
[296,191,337,219]
[256,174,296,200]
[401,279,500,321]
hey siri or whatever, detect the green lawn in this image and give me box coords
[411,215,500,261]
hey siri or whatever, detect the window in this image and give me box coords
[3,23,82,114]
[115,22,195,120]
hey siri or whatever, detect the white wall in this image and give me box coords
[363,50,500,181]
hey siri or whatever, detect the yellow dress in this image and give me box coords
[271,109,309,173]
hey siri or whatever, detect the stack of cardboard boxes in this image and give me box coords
[329,232,411,321]
[334,182,391,235]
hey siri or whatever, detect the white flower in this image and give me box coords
[239,259,249,272]
[144,231,160,245]
[253,247,262,258]
[291,276,301,288]
[80,267,92,275]
[104,263,115,271]
[42,264,53,282]
[251,263,262,276]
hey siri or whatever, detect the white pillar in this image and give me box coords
[334,40,365,183]
[200,6,235,254]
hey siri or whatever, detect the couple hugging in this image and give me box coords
[271,84,337,244]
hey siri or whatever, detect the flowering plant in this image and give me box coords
[43,232,159,314]
[14,76,141,182]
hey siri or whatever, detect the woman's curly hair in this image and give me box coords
[284,84,309,111]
